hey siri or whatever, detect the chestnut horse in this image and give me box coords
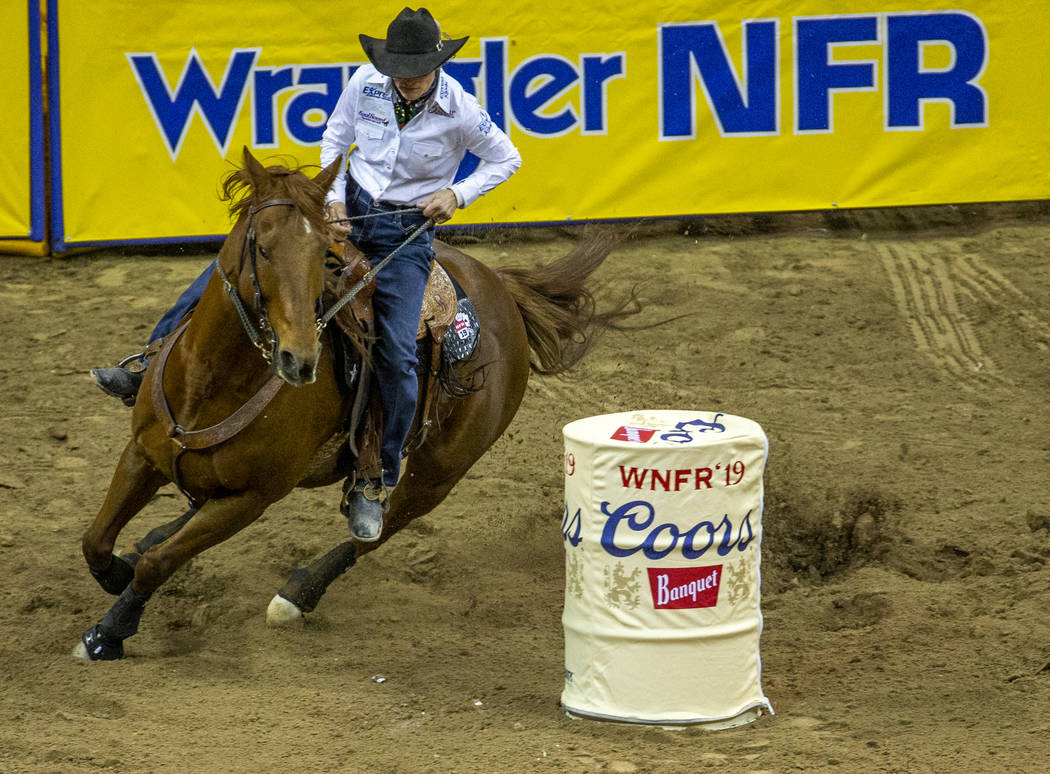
[76,148,631,660]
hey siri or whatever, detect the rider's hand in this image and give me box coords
[325,201,351,240]
[421,189,458,224]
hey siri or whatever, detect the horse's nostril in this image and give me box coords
[278,350,299,375]
[277,350,317,385]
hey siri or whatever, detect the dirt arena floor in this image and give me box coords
[2,203,1049,773]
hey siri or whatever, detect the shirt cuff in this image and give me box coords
[325,174,347,207]
[450,184,466,209]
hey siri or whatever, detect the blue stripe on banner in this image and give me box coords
[47,0,65,253]
[29,0,45,242]
[62,234,228,250]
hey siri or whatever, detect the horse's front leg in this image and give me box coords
[123,507,198,565]
[75,490,271,661]
[82,440,167,595]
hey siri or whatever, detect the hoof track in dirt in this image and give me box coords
[820,592,892,631]
[876,243,999,385]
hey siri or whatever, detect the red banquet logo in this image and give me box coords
[647,565,723,609]
[611,426,656,443]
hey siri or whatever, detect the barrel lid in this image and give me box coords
[563,410,764,448]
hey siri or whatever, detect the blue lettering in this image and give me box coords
[361,84,390,100]
[886,12,988,129]
[285,65,345,144]
[510,55,579,136]
[600,500,754,559]
[454,154,480,182]
[127,48,258,159]
[445,60,483,97]
[795,16,879,133]
[460,46,621,137]
[660,415,727,444]
[445,60,484,182]
[734,510,755,554]
[641,522,679,560]
[680,520,716,560]
[660,20,778,140]
[600,501,656,558]
[252,67,294,147]
[482,38,508,132]
[562,504,583,547]
[581,54,626,134]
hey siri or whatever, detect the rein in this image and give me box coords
[317,217,433,331]
[327,208,421,222]
[217,199,434,348]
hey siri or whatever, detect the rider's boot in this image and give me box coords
[341,478,389,542]
[91,353,146,407]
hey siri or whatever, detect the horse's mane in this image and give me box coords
[220,162,330,234]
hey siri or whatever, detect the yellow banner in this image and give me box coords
[52,1,1050,248]
[0,1,45,249]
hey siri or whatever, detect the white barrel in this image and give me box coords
[561,410,773,727]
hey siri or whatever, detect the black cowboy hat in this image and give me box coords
[359,8,468,79]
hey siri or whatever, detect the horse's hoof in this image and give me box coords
[266,594,304,628]
[77,625,124,661]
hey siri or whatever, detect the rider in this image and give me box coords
[321,7,520,542]
[90,7,521,544]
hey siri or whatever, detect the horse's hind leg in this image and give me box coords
[77,490,271,660]
[267,474,460,625]
[82,441,167,595]
[268,540,357,624]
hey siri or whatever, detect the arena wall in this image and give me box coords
[0,1,47,255]
[7,2,1049,253]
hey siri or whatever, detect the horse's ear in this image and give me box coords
[313,156,343,200]
[241,146,268,190]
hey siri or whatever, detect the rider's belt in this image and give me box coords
[349,177,411,211]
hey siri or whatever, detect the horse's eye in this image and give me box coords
[257,245,270,261]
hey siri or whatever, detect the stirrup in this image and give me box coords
[117,351,148,369]
[341,478,390,543]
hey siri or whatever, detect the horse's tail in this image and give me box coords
[496,232,640,375]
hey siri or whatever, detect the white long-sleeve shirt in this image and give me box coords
[320,64,521,209]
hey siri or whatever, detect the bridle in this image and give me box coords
[214,197,434,364]
[213,197,299,364]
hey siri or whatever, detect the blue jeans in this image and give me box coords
[150,260,217,343]
[346,179,434,487]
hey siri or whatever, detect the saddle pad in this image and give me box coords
[443,295,480,362]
